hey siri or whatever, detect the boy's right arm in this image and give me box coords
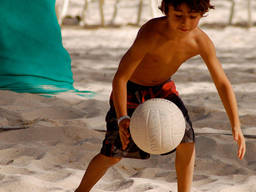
[198,30,246,159]
[112,25,152,150]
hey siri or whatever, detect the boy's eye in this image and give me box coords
[175,15,182,18]
[190,16,197,19]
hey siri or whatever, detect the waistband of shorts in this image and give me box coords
[127,78,172,90]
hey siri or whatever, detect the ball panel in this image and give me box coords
[146,108,163,154]
[130,106,148,151]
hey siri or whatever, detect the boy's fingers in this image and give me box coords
[238,147,245,160]
[121,136,127,150]
[237,139,241,156]
[232,130,246,160]
[242,147,246,159]
[238,145,242,159]
[240,149,244,160]
[119,120,131,150]
[119,120,130,138]
[122,144,127,150]
[241,142,246,159]
[122,139,129,150]
[120,128,130,138]
[124,130,130,138]
[120,131,130,150]
[237,137,246,160]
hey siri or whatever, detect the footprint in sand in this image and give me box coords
[34,170,72,182]
[0,166,35,175]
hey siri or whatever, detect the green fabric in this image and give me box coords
[0,0,93,96]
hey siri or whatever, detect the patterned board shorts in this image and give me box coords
[100,79,195,159]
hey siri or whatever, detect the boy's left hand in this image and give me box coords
[119,119,131,150]
[232,128,246,160]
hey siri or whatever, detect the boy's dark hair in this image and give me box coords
[159,0,215,16]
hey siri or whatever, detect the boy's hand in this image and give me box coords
[119,119,131,150]
[232,128,246,160]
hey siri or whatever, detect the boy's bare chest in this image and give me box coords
[151,40,197,64]
[130,38,199,85]
[140,43,197,74]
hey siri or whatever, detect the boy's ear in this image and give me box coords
[201,12,208,17]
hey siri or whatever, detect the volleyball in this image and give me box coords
[130,98,186,154]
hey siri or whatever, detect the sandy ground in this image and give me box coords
[0,0,256,191]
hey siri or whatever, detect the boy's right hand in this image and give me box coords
[119,119,131,150]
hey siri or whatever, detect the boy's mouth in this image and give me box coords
[179,28,189,32]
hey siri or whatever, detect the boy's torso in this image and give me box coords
[130,17,203,86]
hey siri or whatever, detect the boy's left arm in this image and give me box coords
[198,32,246,160]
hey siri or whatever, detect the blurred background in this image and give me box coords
[55,0,256,27]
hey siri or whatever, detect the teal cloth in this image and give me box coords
[0,0,93,96]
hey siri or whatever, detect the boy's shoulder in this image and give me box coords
[141,16,167,32]
[194,28,213,44]
[194,28,216,55]
[137,17,168,40]
[145,16,167,25]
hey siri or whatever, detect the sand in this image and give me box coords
[0,0,255,191]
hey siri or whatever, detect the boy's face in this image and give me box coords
[167,3,202,33]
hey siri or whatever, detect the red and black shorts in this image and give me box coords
[100,79,195,159]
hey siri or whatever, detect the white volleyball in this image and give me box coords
[130,98,186,154]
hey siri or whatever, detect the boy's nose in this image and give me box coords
[181,17,188,25]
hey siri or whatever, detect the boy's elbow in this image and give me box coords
[215,78,232,93]
[112,74,128,88]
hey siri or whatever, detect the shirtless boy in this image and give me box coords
[75,0,246,191]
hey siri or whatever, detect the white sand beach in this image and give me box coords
[0,0,256,191]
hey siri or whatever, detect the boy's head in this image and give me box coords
[159,0,215,16]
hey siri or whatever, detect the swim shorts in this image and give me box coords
[100,79,195,159]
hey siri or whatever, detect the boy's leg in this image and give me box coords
[75,153,121,192]
[175,142,195,192]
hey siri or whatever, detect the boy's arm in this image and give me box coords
[198,32,246,160]
[112,25,152,149]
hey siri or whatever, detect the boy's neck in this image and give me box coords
[167,24,189,41]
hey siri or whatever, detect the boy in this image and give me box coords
[75,0,246,191]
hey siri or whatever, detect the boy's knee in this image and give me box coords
[176,143,195,157]
[100,154,122,165]
[177,142,195,151]
[108,156,122,165]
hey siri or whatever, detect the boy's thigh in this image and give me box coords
[176,142,195,162]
